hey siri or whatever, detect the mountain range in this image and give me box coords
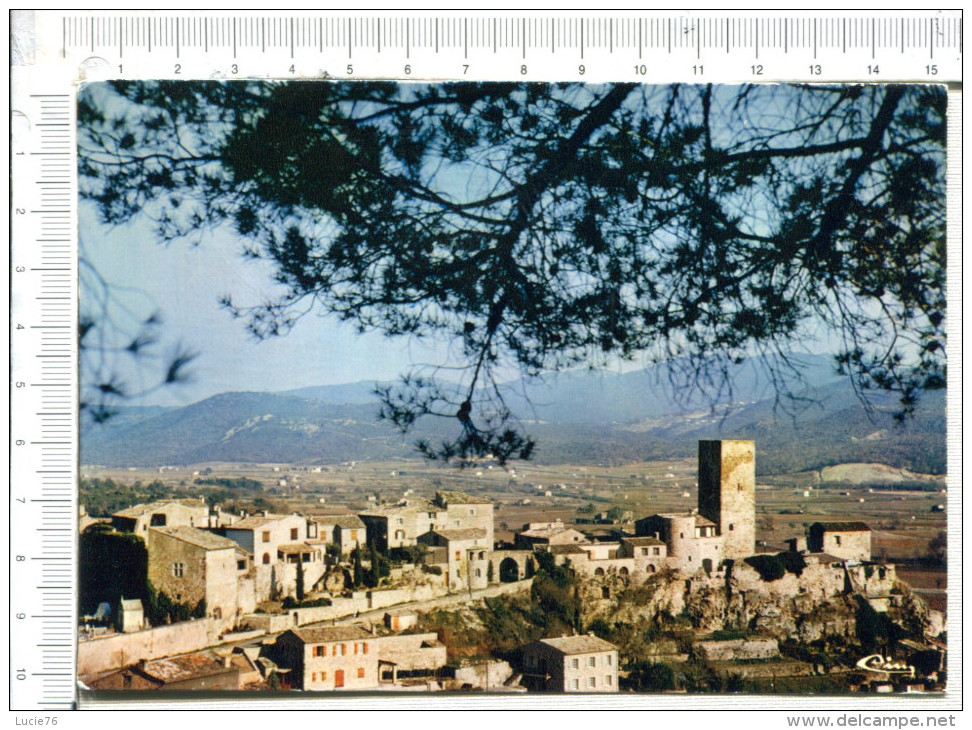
[81,355,946,475]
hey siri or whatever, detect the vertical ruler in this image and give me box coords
[10,82,79,710]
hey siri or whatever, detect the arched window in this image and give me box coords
[262,553,271,564]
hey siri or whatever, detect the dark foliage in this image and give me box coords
[79,526,148,615]
[744,552,806,582]
[80,81,946,463]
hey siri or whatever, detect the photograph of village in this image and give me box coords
[76,80,948,698]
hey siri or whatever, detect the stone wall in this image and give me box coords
[78,618,220,676]
[693,638,779,661]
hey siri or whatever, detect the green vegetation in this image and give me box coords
[79,524,148,615]
[145,582,205,625]
[744,552,806,582]
[624,661,676,692]
[193,476,264,490]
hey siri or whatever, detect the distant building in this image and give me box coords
[518,635,619,693]
[111,499,208,535]
[808,522,872,562]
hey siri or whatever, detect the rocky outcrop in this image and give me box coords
[577,559,934,645]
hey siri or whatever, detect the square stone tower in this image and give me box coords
[697,440,755,560]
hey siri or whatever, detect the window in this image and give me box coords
[362,642,368,655]
[453,520,460,527]
[835,535,842,546]
[312,672,316,682]
[606,655,612,666]
[455,551,461,561]
[679,532,684,539]
[237,559,246,570]
[351,530,358,541]
[314,645,325,658]
[688,555,692,562]
[572,678,580,690]
[640,547,648,556]
[357,667,365,679]
[729,524,734,531]
[571,658,579,670]
[291,528,298,540]
[588,677,596,688]
[341,643,347,656]
[262,531,271,543]
[588,656,596,668]
[354,642,358,655]
[605,675,613,686]
[320,671,327,681]
[652,547,660,556]
[396,518,404,525]
[150,513,167,527]
[475,568,482,578]
[469,508,476,516]
[428,512,436,519]
[262,553,270,564]
[172,562,185,577]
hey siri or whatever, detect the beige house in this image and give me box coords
[147,526,253,626]
[111,499,209,535]
[808,522,872,561]
[116,597,145,633]
[519,635,619,693]
[271,626,447,690]
[419,528,491,592]
[636,512,723,574]
[314,514,367,556]
[222,512,317,567]
[360,491,493,553]
[514,522,589,550]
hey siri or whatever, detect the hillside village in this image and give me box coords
[78,440,946,695]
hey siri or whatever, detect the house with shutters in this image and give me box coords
[518,635,619,693]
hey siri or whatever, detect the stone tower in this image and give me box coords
[697,440,755,560]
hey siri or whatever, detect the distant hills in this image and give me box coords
[81,355,946,475]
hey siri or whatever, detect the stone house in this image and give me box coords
[314,514,367,556]
[116,597,145,633]
[84,648,258,691]
[418,528,490,592]
[360,491,493,554]
[222,512,317,567]
[618,536,668,574]
[111,499,209,535]
[635,512,723,574]
[270,626,446,690]
[808,522,872,562]
[514,523,589,550]
[518,635,619,693]
[146,526,253,626]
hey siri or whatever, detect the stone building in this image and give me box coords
[518,635,619,693]
[314,514,367,556]
[222,512,317,567]
[146,526,253,626]
[116,597,145,633]
[111,499,209,535]
[698,439,756,560]
[635,512,722,574]
[808,522,872,561]
[360,491,493,553]
[270,625,447,690]
[514,522,588,550]
[419,528,491,592]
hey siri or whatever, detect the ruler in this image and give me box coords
[8,9,962,712]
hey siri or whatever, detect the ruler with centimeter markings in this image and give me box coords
[8,9,961,711]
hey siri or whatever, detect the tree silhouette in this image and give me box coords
[79,81,946,463]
